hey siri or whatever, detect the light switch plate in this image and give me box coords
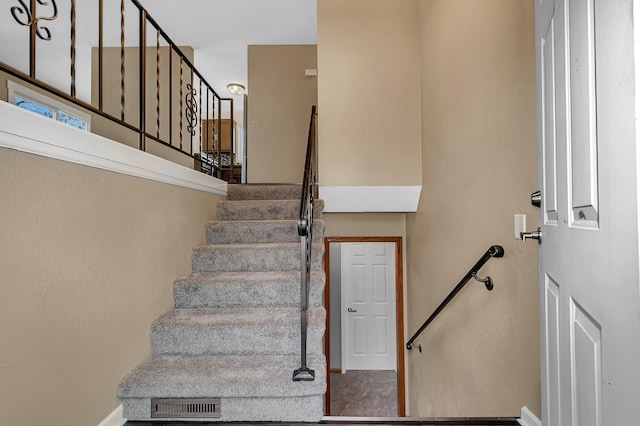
[515,214,526,240]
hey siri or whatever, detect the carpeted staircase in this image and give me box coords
[117,184,327,422]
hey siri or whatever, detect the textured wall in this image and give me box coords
[317,0,422,186]
[0,148,220,426]
[323,213,406,238]
[247,45,318,183]
[91,46,194,141]
[405,0,540,417]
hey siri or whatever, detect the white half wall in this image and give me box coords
[0,101,227,196]
[320,185,421,212]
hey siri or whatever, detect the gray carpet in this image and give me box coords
[118,184,327,422]
[329,370,398,417]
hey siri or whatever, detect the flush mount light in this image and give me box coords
[227,83,245,95]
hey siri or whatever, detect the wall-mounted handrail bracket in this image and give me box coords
[471,271,493,291]
[405,244,504,351]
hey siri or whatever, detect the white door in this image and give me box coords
[341,242,397,371]
[535,1,640,425]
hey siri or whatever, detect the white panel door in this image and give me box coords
[341,242,396,371]
[535,0,640,425]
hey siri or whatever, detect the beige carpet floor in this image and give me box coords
[329,370,398,417]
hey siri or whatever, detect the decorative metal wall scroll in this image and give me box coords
[185,83,198,136]
[11,0,58,41]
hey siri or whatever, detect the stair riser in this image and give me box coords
[118,354,326,399]
[206,220,324,244]
[152,320,325,356]
[228,184,306,201]
[174,276,325,308]
[216,199,324,221]
[192,244,324,273]
[122,395,324,422]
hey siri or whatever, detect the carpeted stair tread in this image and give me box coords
[151,307,325,356]
[174,271,325,308]
[227,184,305,201]
[192,242,324,272]
[206,219,324,244]
[216,199,324,221]
[119,183,327,422]
[118,354,326,398]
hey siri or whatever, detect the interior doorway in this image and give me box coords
[324,237,406,417]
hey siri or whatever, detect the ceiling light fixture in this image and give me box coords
[227,83,245,95]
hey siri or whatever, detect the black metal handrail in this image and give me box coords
[406,245,505,351]
[293,105,317,381]
[1,0,237,181]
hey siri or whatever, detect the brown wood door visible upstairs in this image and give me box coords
[202,119,234,152]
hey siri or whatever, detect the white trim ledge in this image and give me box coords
[518,406,542,426]
[97,404,126,426]
[319,185,421,212]
[0,101,227,196]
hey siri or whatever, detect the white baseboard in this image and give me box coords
[518,406,542,426]
[98,404,126,426]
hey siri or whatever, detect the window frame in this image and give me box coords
[7,80,91,132]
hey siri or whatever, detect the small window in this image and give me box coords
[58,110,89,131]
[7,81,91,132]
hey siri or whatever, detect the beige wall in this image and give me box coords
[91,46,194,141]
[0,148,221,426]
[405,0,539,417]
[91,46,197,168]
[247,45,318,183]
[317,0,422,187]
[0,72,7,100]
[324,213,406,238]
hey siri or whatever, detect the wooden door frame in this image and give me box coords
[323,236,406,417]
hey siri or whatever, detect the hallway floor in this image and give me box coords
[126,420,519,425]
[329,370,398,417]
[126,370,519,425]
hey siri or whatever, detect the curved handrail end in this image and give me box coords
[490,245,505,258]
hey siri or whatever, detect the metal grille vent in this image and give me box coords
[151,398,221,419]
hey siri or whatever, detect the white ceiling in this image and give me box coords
[0,1,315,110]
[137,0,318,104]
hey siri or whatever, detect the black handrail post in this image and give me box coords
[406,245,504,350]
[29,0,36,78]
[139,8,147,151]
[228,99,236,183]
[216,98,222,179]
[98,0,104,110]
[293,106,317,382]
